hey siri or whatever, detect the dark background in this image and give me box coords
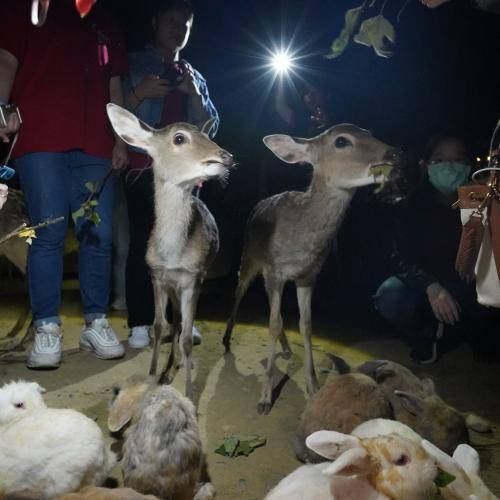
[102,0,500,313]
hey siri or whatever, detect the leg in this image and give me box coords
[111,176,129,309]
[69,152,114,322]
[178,285,200,399]
[15,152,70,325]
[296,284,319,395]
[124,170,156,328]
[159,293,182,384]
[150,278,168,376]
[223,255,259,352]
[258,275,284,414]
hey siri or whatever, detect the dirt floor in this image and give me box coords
[1,280,499,499]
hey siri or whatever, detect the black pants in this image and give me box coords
[124,170,155,328]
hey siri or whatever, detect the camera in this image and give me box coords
[160,61,185,87]
[0,104,22,128]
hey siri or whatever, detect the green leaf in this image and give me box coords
[85,181,97,192]
[354,14,396,58]
[25,237,33,245]
[90,212,101,226]
[434,468,456,488]
[214,435,266,458]
[326,2,366,59]
[90,199,99,206]
[72,207,85,222]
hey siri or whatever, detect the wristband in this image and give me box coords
[132,87,143,102]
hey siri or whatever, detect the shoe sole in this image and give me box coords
[79,340,125,360]
[128,340,150,349]
[26,357,61,369]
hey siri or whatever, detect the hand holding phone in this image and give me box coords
[0,165,15,181]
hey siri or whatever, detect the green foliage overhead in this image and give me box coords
[326,1,367,59]
[354,15,396,58]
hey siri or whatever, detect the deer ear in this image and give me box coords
[107,404,133,433]
[263,135,311,164]
[306,430,360,460]
[106,103,155,151]
[200,117,216,136]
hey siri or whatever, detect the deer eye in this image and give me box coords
[14,402,25,409]
[334,136,351,148]
[173,133,186,145]
[394,454,409,466]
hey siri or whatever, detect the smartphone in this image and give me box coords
[0,165,15,181]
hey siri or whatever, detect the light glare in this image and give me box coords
[271,50,293,74]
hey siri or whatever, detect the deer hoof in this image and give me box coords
[257,401,272,415]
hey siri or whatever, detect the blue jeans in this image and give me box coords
[15,151,115,326]
[373,275,484,339]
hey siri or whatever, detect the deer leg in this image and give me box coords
[258,277,284,414]
[296,284,319,395]
[149,279,168,377]
[160,294,181,385]
[179,285,199,400]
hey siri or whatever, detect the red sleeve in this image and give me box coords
[0,0,30,63]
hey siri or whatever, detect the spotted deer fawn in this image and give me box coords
[223,125,400,413]
[107,103,233,399]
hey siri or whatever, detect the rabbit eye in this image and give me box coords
[14,402,25,409]
[395,454,409,466]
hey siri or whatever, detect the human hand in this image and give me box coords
[426,282,461,325]
[177,64,201,97]
[0,112,21,143]
[0,183,8,210]
[134,75,172,100]
[111,140,129,170]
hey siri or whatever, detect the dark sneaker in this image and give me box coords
[410,322,444,365]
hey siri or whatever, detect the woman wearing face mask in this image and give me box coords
[374,134,495,364]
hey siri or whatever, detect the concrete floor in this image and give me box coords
[0,282,499,499]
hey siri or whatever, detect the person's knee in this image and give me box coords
[374,276,415,325]
[76,217,113,249]
[31,218,67,250]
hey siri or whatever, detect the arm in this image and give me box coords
[0,48,20,143]
[181,66,219,137]
[109,76,129,169]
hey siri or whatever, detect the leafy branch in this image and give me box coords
[0,216,65,246]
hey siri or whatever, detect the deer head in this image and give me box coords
[263,124,400,190]
[106,104,233,190]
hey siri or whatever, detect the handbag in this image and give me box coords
[455,120,500,307]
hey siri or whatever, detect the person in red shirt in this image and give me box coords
[0,0,129,368]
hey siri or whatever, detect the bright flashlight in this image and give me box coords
[271,50,293,74]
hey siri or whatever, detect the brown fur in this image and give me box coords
[295,373,392,462]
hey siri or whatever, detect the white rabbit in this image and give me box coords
[0,380,115,499]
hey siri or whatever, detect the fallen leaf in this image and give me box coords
[214,435,266,458]
[326,2,367,59]
[354,15,396,58]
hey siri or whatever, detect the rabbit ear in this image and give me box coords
[29,382,46,394]
[108,403,133,433]
[306,430,360,460]
[322,447,370,477]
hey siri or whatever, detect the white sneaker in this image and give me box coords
[27,323,63,369]
[80,318,125,359]
[128,325,150,349]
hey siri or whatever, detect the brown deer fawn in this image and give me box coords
[223,125,400,413]
[107,103,233,399]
